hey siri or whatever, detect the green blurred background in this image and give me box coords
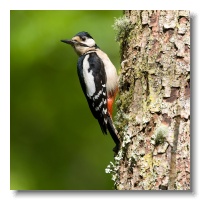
[10,10,122,190]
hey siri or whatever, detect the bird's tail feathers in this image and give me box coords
[98,115,120,153]
[107,116,120,152]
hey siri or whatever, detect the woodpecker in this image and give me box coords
[61,31,120,152]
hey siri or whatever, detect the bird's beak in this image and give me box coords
[61,39,74,45]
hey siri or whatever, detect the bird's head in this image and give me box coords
[61,32,98,56]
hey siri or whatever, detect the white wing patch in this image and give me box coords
[82,38,95,47]
[83,54,96,98]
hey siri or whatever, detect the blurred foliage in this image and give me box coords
[10,10,122,190]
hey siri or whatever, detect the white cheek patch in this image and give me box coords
[83,55,96,97]
[83,38,95,47]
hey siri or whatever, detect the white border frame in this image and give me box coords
[0,0,199,199]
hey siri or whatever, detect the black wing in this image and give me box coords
[77,52,108,134]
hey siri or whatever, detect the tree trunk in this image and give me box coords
[106,10,190,190]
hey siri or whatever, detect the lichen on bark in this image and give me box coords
[106,10,190,190]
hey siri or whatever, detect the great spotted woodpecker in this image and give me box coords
[61,32,120,152]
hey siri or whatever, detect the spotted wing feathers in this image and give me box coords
[77,52,108,134]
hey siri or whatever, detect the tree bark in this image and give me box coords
[106,10,190,190]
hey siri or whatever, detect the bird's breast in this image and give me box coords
[96,50,118,96]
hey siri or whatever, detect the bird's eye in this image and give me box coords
[82,36,86,41]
